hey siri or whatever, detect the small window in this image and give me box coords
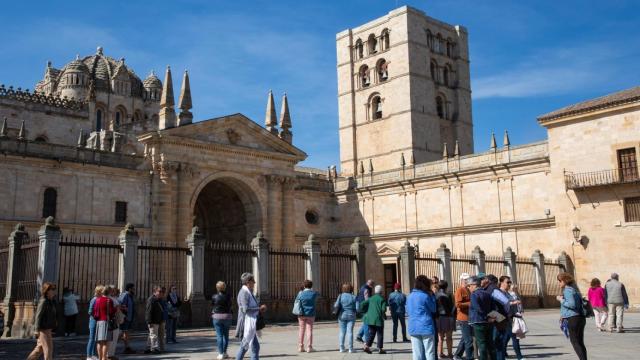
[426,30,433,50]
[372,96,383,120]
[624,197,640,222]
[436,96,445,119]
[115,111,121,127]
[617,148,638,182]
[377,59,388,81]
[355,40,364,59]
[368,34,378,54]
[443,66,449,86]
[359,65,370,88]
[381,29,390,50]
[115,201,128,223]
[96,109,103,131]
[430,61,437,82]
[42,187,57,218]
[305,210,319,225]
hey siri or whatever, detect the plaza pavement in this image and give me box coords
[1,309,637,359]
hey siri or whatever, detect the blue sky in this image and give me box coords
[1,1,639,169]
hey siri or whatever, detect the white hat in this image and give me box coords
[460,273,470,280]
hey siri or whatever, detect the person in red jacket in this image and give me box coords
[93,285,117,360]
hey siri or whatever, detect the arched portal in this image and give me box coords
[192,177,262,299]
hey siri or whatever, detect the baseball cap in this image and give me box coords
[476,272,486,279]
[460,273,470,281]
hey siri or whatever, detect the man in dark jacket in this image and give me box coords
[469,276,496,360]
[356,279,374,343]
[145,286,164,354]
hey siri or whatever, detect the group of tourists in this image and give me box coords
[24,270,630,360]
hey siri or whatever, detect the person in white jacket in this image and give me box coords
[63,287,80,336]
[507,284,525,360]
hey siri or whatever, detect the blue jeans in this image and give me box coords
[235,335,260,360]
[506,327,523,359]
[357,322,369,342]
[213,318,232,355]
[493,325,510,360]
[455,320,474,360]
[411,334,436,360]
[338,319,355,351]
[391,313,407,340]
[166,317,178,342]
[87,317,97,357]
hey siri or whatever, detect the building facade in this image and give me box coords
[0,6,638,314]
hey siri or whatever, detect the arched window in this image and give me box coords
[96,109,103,131]
[381,29,390,51]
[436,34,444,53]
[426,30,434,50]
[430,61,437,82]
[42,187,57,218]
[359,65,370,88]
[436,96,445,119]
[443,66,449,86]
[446,39,454,57]
[368,34,378,54]
[34,136,47,143]
[115,111,121,127]
[377,59,388,82]
[371,95,383,120]
[355,39,364,59]
[133,110,142,122]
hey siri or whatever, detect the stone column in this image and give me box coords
[399,240,415,295]
[281,177,297,247]
[2,224,28,338]
[472,245,486,274]
[186,226,207,326]
[350,237,366,290]
[37,217,62,294]
[251,231,270,300]
[503,247,518,285]
[117,223,139,291]
[266,176,283,246]
[531,249,547,307]
[557,251,574,275]
[303,234,322,294]
[436,243,452,290]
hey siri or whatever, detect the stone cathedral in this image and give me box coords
[1,6,639,307]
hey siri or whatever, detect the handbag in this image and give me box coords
[332,294,342,316]
[107,300,118,331]
[512,317,528,339]
[581,297,594,318]
[256,313,266,330]
[292,299,301,316]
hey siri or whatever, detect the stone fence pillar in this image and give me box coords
[251,231,270,300]
[2,224,28,338]
[472,246,486,274]
[304,234,322,295]
[399,240,415,295]
[532,249,547,307]
[350,237,366,290]
[557,251,574,275]
[37,217,61,294]
[504,247,518,285]
[118,223,139,291]
[436,243,452,291]
[186,226,207,326]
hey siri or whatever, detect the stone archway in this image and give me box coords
[192,176,262,298]
[192,177,262,245]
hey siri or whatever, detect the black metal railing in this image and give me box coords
[136,241,189,301]
[15,235,40,301]
[57,236,121,302]
[320,250,356,301]
[415,252,440,278]
[565,167,640,189]
[269,247,307,300]
[203,242,255,301]
[516,257,538,297]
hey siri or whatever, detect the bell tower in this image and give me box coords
[336,6,473,176]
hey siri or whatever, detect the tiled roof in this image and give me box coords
[537,86,640,123]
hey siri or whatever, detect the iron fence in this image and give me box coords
[136,241,189,301]
[451,253,477,283]
[57,235,121,302]
[484,255,508,278]
[515,257,538,296]
[15,235,40,301]
[415,252,440,278]
[204,242,255,301]
[270,247,307,300]
[320,250,355,301]
[544,260,566,296]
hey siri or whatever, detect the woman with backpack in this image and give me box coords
[334,283,357,353]
[212,281,233,360]
[557,272,587,360]
[86,285,103,360]
[435,280,455,359]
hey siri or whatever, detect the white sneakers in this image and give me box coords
[216,354,224,360]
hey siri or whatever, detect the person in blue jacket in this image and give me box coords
[407,275,437,360]
[295,279,319,353]
[388,282,409,342]
[557,272,587,360]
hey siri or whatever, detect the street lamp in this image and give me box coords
[572,226,582,244]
